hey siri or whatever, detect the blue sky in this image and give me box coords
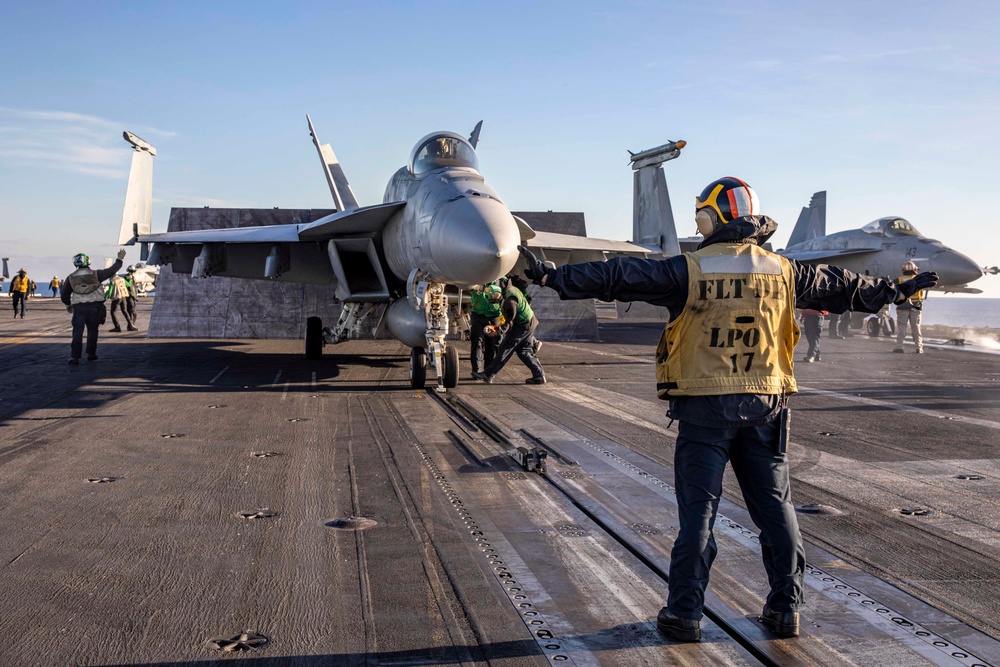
[2,0,999,296]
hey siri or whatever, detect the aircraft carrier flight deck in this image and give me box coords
[1,298,999,666]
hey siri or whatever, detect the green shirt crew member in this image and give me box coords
[468,280,503,376]
[476,274,545,384]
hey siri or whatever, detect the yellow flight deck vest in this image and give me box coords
[66,268,105,305]
[897,274,925,307]
[655,243,800,399]
[11,276,30,293]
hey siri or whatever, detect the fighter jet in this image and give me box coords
[779,192,996,292]
[123,117,665,391]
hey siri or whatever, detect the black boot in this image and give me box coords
[760,605,799,637]
[656,608,701,642]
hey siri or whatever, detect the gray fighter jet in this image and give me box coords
[779,192,996,292]
[122,117,665,391]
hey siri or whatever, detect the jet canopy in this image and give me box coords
[409,132,479,176]
[861,217,923,238]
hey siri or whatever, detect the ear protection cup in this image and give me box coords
[696,208,718,237]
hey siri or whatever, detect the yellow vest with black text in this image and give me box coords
[655,244,800,399]
[896,274,925,307]
[67,268,105,305]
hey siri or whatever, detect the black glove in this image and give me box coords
[518,245,552,286]
[897,271,938,300]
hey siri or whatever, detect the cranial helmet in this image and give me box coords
[73,253,90,268]
[902,261,918,273]
[695,176,760,236]
[18,268,26,276]
[127,265,135,273]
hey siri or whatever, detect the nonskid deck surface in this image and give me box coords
[1,299,998,666]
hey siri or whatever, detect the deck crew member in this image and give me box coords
[61,250,125,364]
[105,273,135,332]
[10,268,30,318]
[469,280,502,378]
[475,274,545,384]
[49,276,60,298]
[893,261,927,353]
[124,266,139,327]
[519,176,938,641]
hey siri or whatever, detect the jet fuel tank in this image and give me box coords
[385,298,428,348]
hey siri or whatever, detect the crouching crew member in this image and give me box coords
[519,176,937,641]
[105,272,135,332]
[61,249,125,364]
[475,274,545,384]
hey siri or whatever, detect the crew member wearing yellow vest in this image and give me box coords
[519,177,938,642]
[9,268,30,318]
[475,274,545,384]
[49,276,60,297]
[893,261,926,353]
[61,250,125,364]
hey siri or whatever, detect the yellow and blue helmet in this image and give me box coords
[695,177,760,231]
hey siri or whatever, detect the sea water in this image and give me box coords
[919,297,1000,329]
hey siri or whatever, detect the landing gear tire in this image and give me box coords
[305,316,323,359]
[867,318,880,337]
[443,344,459,389]
[410,347,427,389]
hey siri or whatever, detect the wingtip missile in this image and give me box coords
[629,140,685,170]
[123,131,156,156]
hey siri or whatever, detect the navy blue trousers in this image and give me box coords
[667,419,805,620]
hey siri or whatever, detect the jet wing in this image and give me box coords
[523,230,657,266]
[139,202,405,245]
[779,247,878,263]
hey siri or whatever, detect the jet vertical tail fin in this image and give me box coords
[2,258,9,280]
[307,114,360,212]
[630,140,685,256]
[468,120,483,149]
[787,191,826,247]
[118,131,156,246]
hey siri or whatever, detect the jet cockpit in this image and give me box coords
[409,132,479,175]
[861,217,922,238]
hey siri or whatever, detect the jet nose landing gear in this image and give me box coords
[410,344,459,390]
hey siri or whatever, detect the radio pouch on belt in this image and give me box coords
[777,407,790,455]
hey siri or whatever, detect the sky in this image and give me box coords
[2,0,999,296]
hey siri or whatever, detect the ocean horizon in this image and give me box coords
[916,297,1000,329]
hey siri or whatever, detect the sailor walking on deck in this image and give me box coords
[519,176,938,642]
[61,250,125,364]
[9,269,29,318]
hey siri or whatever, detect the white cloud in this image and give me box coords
[0,107,175,179]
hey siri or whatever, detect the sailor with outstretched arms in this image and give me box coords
[518,176,938,641]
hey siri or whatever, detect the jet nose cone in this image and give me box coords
[429,196,520,286]
[932,249,983,287]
